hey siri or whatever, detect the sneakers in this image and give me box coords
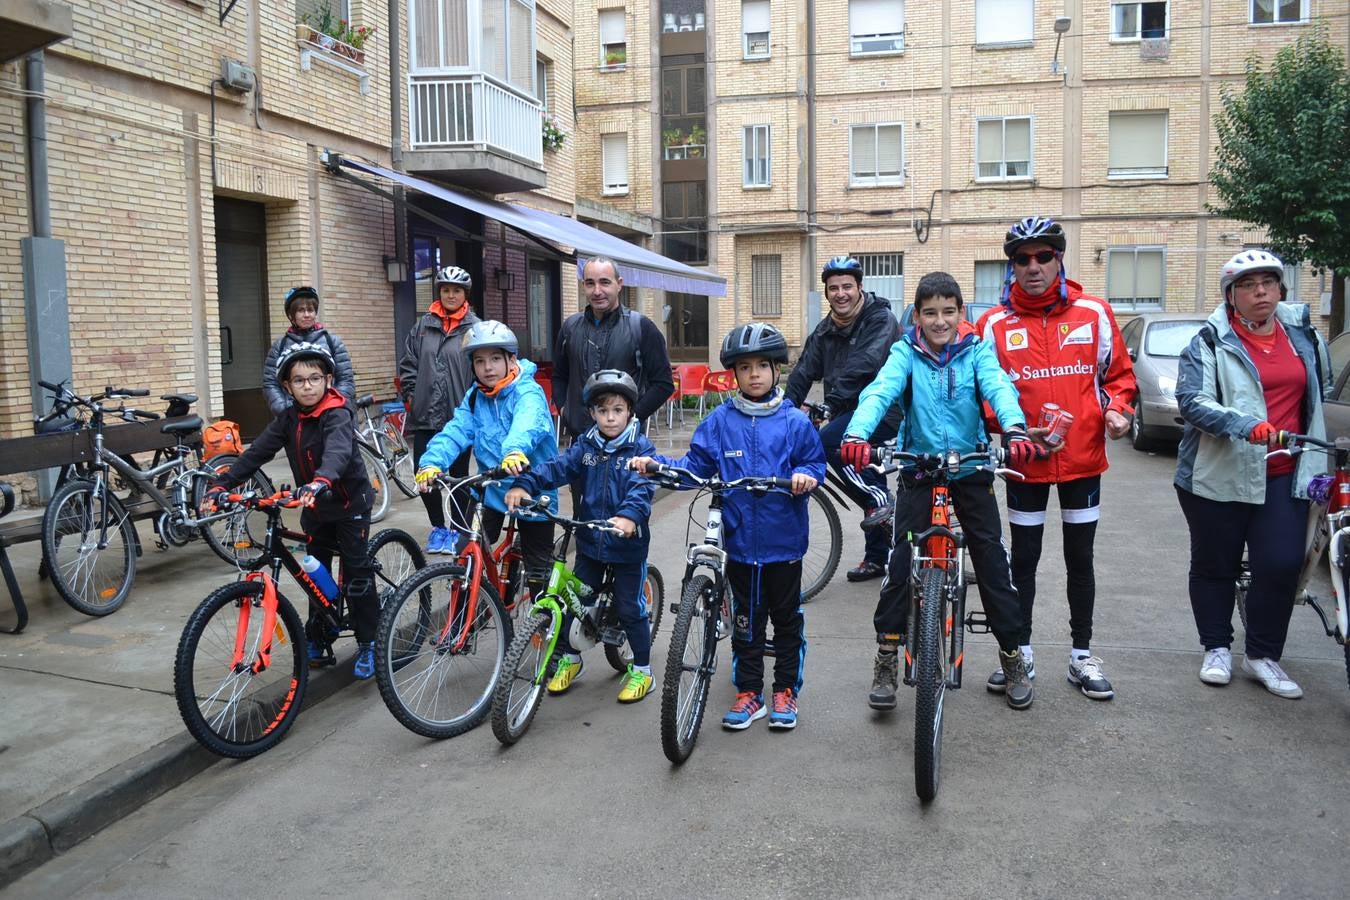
[1199,647,1233,685]
[860,505,894,533]
[986,651,1035,692]
[1240,656,1303,699]
[868,649,899,710]
[1067,655,1115,700]
[547,655,583,694]
[846,560,886,583]
[722,691,767,730]
[999,649,1034,710]
[353,642,375,680]
[617,665,653,703]
[426,527,452,554]
[769,689,798,730]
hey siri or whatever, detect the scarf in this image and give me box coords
[1007,275,1069,316]
[478,361,521,399]
[731,385,785,417]
[429,300,469,334]
[588,418,640,453]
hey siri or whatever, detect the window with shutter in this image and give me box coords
[974,0,1033,46]
[849,0,904,55]
[600,8,627,68]
[850,123,905,187]
[976,116,1032,180]
[751,255,783,317]
[742,0,770,59]
[1108,111,1168,178]
[602,133,628,195]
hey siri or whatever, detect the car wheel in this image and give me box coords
[1130,406,1157,452]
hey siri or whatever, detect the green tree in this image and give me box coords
[1210,30,1350,334]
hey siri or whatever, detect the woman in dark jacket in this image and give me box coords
[262,286,356,415]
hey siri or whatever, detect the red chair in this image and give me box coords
[702,369,735,411]
[672,364,711,425]
[532,367,561,441]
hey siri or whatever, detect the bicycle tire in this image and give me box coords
[913,567,947,803]
[660,574,718,764]
[385,426,419,499]
[375,565,508,739]
[195,455,273,569]
[802,488,842,602]
[41,479,137,616]
[367,528,426,611]
[361,443,392,523]
[601,564,666,672]
[1235,563,1251,635]
[491,609,556,745]
[174,580,308,758]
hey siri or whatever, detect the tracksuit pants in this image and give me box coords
[727,559,806,696]
[560,554,652,668]
[819,411,897,567]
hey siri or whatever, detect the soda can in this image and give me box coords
[1046,410,1074,446]
[1039,402,1062,430]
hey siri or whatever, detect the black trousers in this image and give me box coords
[874,471,1022,654]
[819,410,898,567]
[412,429,470,530]
[727,559,806,696]
[301,508,377,644]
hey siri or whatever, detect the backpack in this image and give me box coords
[560,307,647,392]
[202,420,243,460]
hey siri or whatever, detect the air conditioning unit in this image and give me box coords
[220,59,256,92]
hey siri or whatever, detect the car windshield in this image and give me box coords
[1146,320,1204,357]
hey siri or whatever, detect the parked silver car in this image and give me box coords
[1120,312,1206,451]
[1323,332,1350,440]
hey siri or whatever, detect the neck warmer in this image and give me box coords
[1006,275,1069,316]
[429,300,469,334]
[830,297,865,329]
[731,385,785,417]
[479,361,520,399]
[590,418,640,453]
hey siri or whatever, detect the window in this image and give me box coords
[663,182,707,263]
[742,0,770,59]
[599,8,626,68]
[751,255,783,316]
[743,125,771,187]
[1250,0,1307,25]
[479,0,536,94]
[849,0,904,56]
[973,261,1006,304]
[410,0,469,69]
[1106,247,1165,309]
[1112,2,1168,40]
[297,0,348,23]
[1108,110,1168,178]
[976,117,1032,180]
[850,123,904,187]
[854,252,904,312]
[536,56,550,110]
[602,133,628,195]
[975,0,1033,46]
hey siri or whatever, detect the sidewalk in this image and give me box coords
[0,416,700,887]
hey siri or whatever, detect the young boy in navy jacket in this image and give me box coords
[631,323,826,731]
[505,369,658,703]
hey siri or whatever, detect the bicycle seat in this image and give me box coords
[356,394,375,409]
[161,415,203,435]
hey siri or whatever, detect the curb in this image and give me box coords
[0,656,358,889]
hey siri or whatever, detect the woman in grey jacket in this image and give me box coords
[262,286,356,414]
[1174,250,1331,699]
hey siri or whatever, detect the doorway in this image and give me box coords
[665,291,709,362]
[214,198,272,439]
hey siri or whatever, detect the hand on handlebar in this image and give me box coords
[504,486,532,512]
[608,515,637,538]
[295,481,328,507]
[1248,421,1280,448]
[790,472,818,496]
[500,451,530,476]
[1004,433,1049,469]
[415,465,442,492]
[840,438,871,472]
[629,456,659,475]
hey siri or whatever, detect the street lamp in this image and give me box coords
[1050,17,1071,79]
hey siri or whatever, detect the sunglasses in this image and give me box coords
[1013,250,1057,267]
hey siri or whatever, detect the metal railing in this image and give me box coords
[409,72,543,165]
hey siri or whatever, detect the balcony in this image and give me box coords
[405,72,546,193]
[1,0,73,63]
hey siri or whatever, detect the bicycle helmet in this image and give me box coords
[821,255,864,285]
[461,320,518,357]
[1219,249,1285,301]
[1003,216,1067,256]
[283,285,320,316]
[582,369,639,407]
[720,322,789,368]
[434,266,472,290]
[276,340,334,379]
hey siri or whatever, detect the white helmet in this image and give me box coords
[434,266,472,289]
[461,320,518,357]
[1220,250,1284,301]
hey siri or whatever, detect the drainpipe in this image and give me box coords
[805,0,818,335]
[388,0,411,346]
[25,54,51,238]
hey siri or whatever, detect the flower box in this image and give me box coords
[295,24,365,67]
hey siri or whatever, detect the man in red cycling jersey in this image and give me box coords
[976,216,1137,701]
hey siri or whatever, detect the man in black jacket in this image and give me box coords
[553,257,675,441]
[785,256,902,582]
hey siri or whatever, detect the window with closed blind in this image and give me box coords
[850,124,904,187]
[752,255,783,316]
[600,8,627,68]
[976,116,1032,180]
[1106,247,1166,309]
[742,0,770,59]
[849,0,904,56]
[975,0,1033,46]
[1108,110,1168,178]
[602,133,628,195]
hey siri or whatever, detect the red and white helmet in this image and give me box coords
[1219,250,1284,301]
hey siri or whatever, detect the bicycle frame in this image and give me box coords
[901,475,969,691]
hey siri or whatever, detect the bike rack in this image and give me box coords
[0,483,27,634]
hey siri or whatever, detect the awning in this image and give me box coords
[340,158,727,297]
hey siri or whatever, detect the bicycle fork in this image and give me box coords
[231,571,282,674]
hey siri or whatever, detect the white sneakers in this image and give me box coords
[1199,648,1303,699]
[1199,648,1232,685]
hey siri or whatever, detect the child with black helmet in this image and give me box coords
[631,323,826,731]
[504,368,660,703]
[262,286,357,415]
[207,341,378,678]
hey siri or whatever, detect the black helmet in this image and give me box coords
[720,322,789,369]
[821,255,863,284]
[284,285,320,316]
[1003,216,1066,256]
[276,340,334,379]
[582,369,639,406]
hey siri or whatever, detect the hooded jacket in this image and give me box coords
[552,305,675,438]
[262,325,356,415]
[786,291,902,413]
[398,307,481,432]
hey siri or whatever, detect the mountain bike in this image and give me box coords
[490,497,665,745]
[174,487,424,758]
[646,463,798,764]
[869,443,1021,802]
[38,383,272,616]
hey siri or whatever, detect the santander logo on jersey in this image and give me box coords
[1007,361,1098,382]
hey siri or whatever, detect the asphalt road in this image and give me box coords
[8,441,1349,899]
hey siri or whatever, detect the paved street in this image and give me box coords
[6,442,1349,899]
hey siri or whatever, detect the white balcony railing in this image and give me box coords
[409,72,543,166]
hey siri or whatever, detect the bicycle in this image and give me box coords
[38,383,273,616]
[1235,433,1350,690]
[352,394,416,522]
[647,463,798,764]
[174,487,424,758]
[868,442,1021,802]
[490,497,666,745]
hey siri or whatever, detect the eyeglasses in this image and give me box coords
[1234,275,1280,292]
[288,374,328,388]
[1013,250,1057,267]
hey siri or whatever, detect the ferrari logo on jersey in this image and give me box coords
[1059,321,1094,348]
[1005,328,1029,351]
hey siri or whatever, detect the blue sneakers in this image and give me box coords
[769,688,798,730]
[722,692,766,730]
[353,642,375,680]
[426,527,451,554]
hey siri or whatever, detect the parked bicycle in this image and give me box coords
[174,487,424,758]
[38,382,272,616]
[490,496,665,745]
[353,394,416,522]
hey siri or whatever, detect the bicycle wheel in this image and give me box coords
[602,564,667,672]
[1235,562,1251,634]
[174,580,308,758]
[367,528,426,611]
[802,489,842,602]
[913,567,948,803]
[491,609,557,745]
[660,574,719,764]
[196,455,273,569]
[385,425,419,499]
[41,479,137,616]
[361,443,392,523]
[375,565,508,739]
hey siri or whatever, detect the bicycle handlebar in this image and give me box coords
[642,462,794,494]
[1265,431,1340,460]
[868,444,1024,481]
[512,496,628,537]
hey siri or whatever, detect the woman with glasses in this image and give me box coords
[1175,250,1331,699]
[262,286,357,415]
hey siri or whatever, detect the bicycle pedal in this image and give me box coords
[598,626,625,646]
[964,610,992,634]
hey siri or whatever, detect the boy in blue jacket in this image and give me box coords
[414,321,558,602]
[841,272,1047,710]
[505,370,659,702]
[632,323,826,731]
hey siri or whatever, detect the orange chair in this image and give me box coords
[532,366,561,441]
[702,369,736,411]
[671,364,711,425]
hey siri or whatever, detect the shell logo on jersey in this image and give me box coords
[1005,328,1029,351]
[1059,321,1094,348]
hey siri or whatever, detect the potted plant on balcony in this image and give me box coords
[542,115,568,153]
[687,123,707,158]
[296,2,375,67]
[662,127,685,159]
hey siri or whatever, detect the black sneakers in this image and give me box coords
[1067,656,1116,700]
[846,560,886,582]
